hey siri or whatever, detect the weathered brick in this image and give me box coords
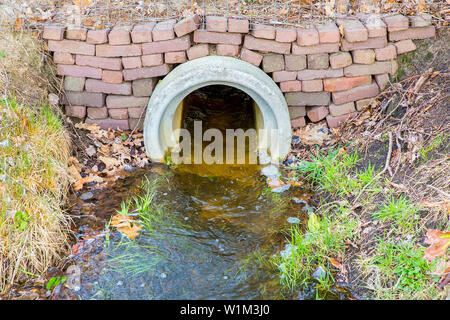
[48,40,95,55]
[297,28,319,46]
[323,75,372,92]
[276,28,297,43]
[329,52,352,69]
[187,44,210,60]
[297,68,343,80]
[291,116,306,128]
[86,29,109,44]
[329,101,356,116]
[216,44,239,57]
[206,16,227,32]
[165,51,187,63]
[239,48,262,66]
[64,76,85,91]
[122,64,171,81]
[122,56,142,69]
[106,95,149,108]
[307,106,329,122]
[76,55,122,70]
[341,37,387,51]
[43,26,65,40]
[394,39,417,54]
[337,19,368,42]
[142,35,191,54]
[228,18,249,33]
[389,26,435,41]
[302,79,323,92]
[356,98,375,111]
[391,59,399,76]
[65,105,86,118]
[63,91,105,107]
[352,49,375,64]
[251,24,276,40]
[87,107,108,119]
[57,64,102,79]
[142,54,164,67]
[86,118,129,130]
[360,15,387,38]
[292,42,339,55]
[108,108,128,120]
[344,61,392,77]
[108,26,132,45]
[375,44,397,61]
[128,107,146,118]
[375,73,390,90]
[317,22,340,43]
[131,23,155,43]
[102,70,123,84]
[280,80,302,92]
[54,52,74,64]
[307,53,329,70]
[96,44,142,57]
[66,27,87,41]
[284,55,307,71]
[129,118,144,131]
[409,14,432,27]
[326,112,358,128]
[285,92,330,106]
[383,15,409,32]
[262,54,284,73]
[194,30,242,46]
[85,79,131,95]
[288,106,306,118]
[332,82,379,104]
[174,15,200,37]
[153,20,176,42]
[243,35,290,54]
[272,71,297,82]
[132,78,157,97]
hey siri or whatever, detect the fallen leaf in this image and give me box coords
[99,156,121,169]
[329,257,345,272]
[111,214,142,240]
[424,229,450,262]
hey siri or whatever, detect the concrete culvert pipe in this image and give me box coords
[143,55,292,163]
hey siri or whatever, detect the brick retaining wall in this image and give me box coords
[43,14,436,131]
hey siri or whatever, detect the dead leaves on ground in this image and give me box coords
[424,229,450,262]
[111,214,142,240]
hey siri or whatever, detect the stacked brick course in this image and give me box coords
[43,14,436,130]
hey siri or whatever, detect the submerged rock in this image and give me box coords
[286,217,300,224]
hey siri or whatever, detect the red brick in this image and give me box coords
[344,61,392,77]
[76,55,122,70]
[64,76,85,91]
[174,15,200,37]
[86,29,109,44]
[276,28,297,43]
[142,54,164,67]
[383,15,409,32]
[143,35,191,54]
[106,95,149,108]
[87,107,108,119]
[375,73,390,90]
[131,23,155,43]
[317,22,340,43]
[352,49,375,64]
[85,118,129,130]
[262,54,284,73]
[108,26,132,45]
[108,108,128,120]
[122,56,142,69]
[393,39,416,54]
[291,116,306,128]
[187,44,210,60]
[102,70,123,84]
[297,28,319,46]
[360,15,387,38]
[194,30,242,45]
[292,42,339,55]
[66,27,87,41]
[409,14,432,27]
[289,106,306,118]
[165,51,187,63]
[228,18,249,33]
[57,64,102,79]
[132,78,157,97]
[323,75,372,92]
[285,92,330,106]
[216,44,239,57]
[206,16,227,33]
[332,82,379,104]
[239,48,262,66]
[43,26,65,40]
[391,60,399,76]
[389,26,435,41]
[243,35,290,54]
[307,106,329,122]
[122,64,171,81]
[280,80,302,92]
[128,107,146,118]
[285,55,307,71]
[48,40,95,55]
[307,53,329,70]
[337,19,368,42]
[297,68,343,80]
[96,44,142,57]
[329,52,352,69]
[54,52,74,64]
[302,79,323,92]
[85,79,131,95]
[65,105,86,118]
[329,101,356,116]
[375,44,397,61]
[326,112,358,128]
[272,71,297,82]
[341,37,387,51]
[152,20,176,42]
[62,91,105,107]
[251,24,276,40]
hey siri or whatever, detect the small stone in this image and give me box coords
[124,165,135,172]
[261,165,279,178]
[160,272,167,279]
[85,145,96,157]
[116,280,123,286]
[313,266,326,280]
[48,93,59,105]
[79,192,93,201]
[271,184,290,193]
[287,217,301,224]
[258,150,271,165]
